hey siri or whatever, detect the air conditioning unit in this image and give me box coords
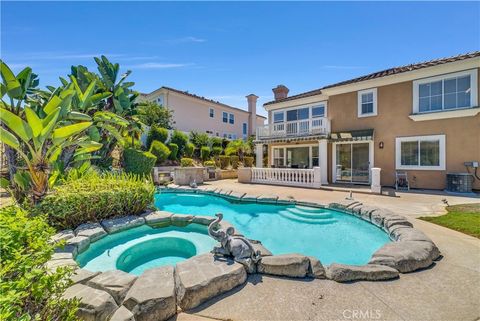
[446,173,474,193]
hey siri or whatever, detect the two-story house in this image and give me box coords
[254,52,480,190]
[139,87,266,140]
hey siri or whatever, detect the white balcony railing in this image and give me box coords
[251,167,321,188]
[256,117,330,140]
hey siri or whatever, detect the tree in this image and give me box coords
[225,139,252,161]
[136,101,174,128]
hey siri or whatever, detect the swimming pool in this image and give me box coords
[155,192,391,265]
[76,224,216,275]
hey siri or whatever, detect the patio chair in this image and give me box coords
[395,171,410,191]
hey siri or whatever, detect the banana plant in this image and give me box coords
[0,91,101,203]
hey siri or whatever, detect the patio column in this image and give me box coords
[319,139,328,185]
[255,143,263,168]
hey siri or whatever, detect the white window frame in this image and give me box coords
[269,101,328,125]
[412,69,478,114]
[222,111,228,123]
[209,108,215,118]
[229,113,235,124]
[357,88,378,118]
[395,134,446,171]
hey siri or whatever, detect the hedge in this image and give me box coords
[0,206,79,320]
[184,142,195,158]
[181,158,194,167]
[212,146,223,156]
[123,148,157,176]
[204,160,216,167]
[35,173,155,229]
[200,146,211,162]
[168,143,179,160]
[230,155,240,169]
[219,155,230,169]
[170,130,189,157]
[146,125,168,149]
[149,141,170,164]
[243,156,254,167]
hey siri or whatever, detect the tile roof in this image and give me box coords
[264,51,480,106]
[142,86,267,118]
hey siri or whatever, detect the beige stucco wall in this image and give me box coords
[146,90,265,139]
[328,68,480,190]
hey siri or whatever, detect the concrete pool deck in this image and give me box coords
[174,180,480,321]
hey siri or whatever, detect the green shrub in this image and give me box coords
[35,173,155,229]
[168,143,179,160]
[244,156,254,167]
[204,160,216,167]
[149,141,171,164]
[181,158,194,167]
[184,142,195,158]
[200,146,211,162]
[0,206,79,320]
[146,125,168,149]
[190,131,210,148]
[210,136,223,147]
[123,148,157,176]
[170,130,189,157]
[212,146,223,156]
[230,155,240,169]
[219,155,230,169]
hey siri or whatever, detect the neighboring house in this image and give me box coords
[139,87,266,140]
[254,52,480,190]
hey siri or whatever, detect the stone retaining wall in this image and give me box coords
[51,187,440,321]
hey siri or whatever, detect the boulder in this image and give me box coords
[71,269,101,284]
[326,263,399,282]
[382,215,413,232]
[123,266,176,321]
[110,306,135,321]
[67,236,91,254]
[63,283,118,321]
[328,200,361,211]
[257,194,278,203]
[257,254,310,278]
[101,216,145,234]
[175,253,247,310]
[359,206,378,221]
[51,252,74,261]
[171,214,194,227]
[141,211,172,227]
[87,270,137,304]
[369,241,440,273]
[192,215,216,226]
[307,257,326,279]
[251,242,273,257]
[50,229,75,243]
[75,223,107,242]
[370,209,393,227]
[393,227,434,243]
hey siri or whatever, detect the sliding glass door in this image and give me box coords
[335,142,371,184]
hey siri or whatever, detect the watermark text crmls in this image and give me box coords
[342,309,382,320]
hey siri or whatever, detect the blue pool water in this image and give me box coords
[155,192,391,265]
[76,224,216,275]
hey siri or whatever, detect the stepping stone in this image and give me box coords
[71,269,101,285]
[369,240,440,273]
[110,306,135,321]
[141,211,172,227]
[257,253,310,278]
[101,216,145,234]
[327,263,399,282]
[75,223,107,242]
[63,283,118,321]
[87,270,137,304]
[123,266,176,321]
[175,253,247,310]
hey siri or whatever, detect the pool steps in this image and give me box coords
[279,207,337,224]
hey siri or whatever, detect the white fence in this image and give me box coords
[256,118,330,140]
[251,167,322,188]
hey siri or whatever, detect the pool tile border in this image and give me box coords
[51,187,441,321]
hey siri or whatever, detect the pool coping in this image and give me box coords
[50,186,441,321]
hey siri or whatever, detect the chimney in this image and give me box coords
[246,94,258,136]
[272,85,289,101]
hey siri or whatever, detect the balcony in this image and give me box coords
[256,117,330,140]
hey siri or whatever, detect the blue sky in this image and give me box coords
[2,1,479,116]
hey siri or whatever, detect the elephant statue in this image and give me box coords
[208,213,261,273]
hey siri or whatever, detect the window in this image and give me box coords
[156,95,164,106]
[395,135,445,170]
[273,148,285,167]
[242,123,247,135]
[209,108,215,118]
[312,105,325,118]
[222,112,228,123]
[357,88,377,117]
[312,146,319,167]
[286,107,309,121]
[414,69,477,113]
[273,111,284,123]
[229,113,234,124]
[232,134,237,139]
